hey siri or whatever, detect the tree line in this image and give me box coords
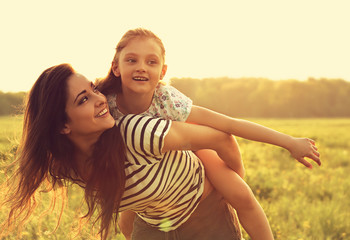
[170,77,350,118]
[1,77,350,118]
[0,91,26,116]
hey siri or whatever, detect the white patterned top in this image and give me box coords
[107,83,193,122]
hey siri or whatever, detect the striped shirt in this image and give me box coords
[117,114,204,231]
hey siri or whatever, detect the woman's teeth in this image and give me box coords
[96,108,107,117]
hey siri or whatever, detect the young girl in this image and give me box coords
[97,28,321,240]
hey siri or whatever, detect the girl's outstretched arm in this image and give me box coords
[163,120,244,175]
[187,105,321,168]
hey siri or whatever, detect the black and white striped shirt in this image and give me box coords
[117,114,204,231]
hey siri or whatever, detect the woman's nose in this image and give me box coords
[95,93,106,106]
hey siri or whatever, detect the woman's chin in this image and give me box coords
[105,116,116,129]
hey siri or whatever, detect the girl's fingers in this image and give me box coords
[298,157,313,169]
[308,152,321,166]
[308,138,316,145]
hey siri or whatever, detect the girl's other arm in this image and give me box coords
[187,105,321,168]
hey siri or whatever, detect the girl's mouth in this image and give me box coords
[133,77,149,81]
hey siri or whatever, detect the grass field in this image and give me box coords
[1,115,349,239]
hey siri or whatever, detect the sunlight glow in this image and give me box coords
[0,0,349,92]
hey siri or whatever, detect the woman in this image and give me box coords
[1,63,245,240]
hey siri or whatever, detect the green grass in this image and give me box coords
[0,115,23,152]
[240,118,350,240]
[1,116,349,239]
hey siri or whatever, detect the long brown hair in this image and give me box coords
[97,28,166,95]
[1,63,126,239]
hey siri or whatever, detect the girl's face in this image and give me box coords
[62,73,115,138]
[113,37,167,96]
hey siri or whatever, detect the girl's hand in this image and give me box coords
[288,137,321,169]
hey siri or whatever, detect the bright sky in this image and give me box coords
[1,0,349,92]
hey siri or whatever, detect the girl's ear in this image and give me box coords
[60,124,71,135]
[111,62,120,77]
[160,64,168,80]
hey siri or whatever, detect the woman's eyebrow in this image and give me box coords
[73,82,93,103]
[74,90,86,103]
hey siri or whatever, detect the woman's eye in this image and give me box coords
[79,96,88,105]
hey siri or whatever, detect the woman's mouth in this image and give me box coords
[96,108,108,117]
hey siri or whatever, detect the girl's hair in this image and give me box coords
[1,63,126,240]
[97,28,166,95]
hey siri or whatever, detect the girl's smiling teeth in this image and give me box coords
[133,76,149,81]
[96,108,108,117]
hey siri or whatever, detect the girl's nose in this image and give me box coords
[136,61,146,72]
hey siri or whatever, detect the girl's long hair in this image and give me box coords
[1,63,126,240]
[97,28,166,95]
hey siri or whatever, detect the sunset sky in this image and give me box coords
[1,0,349,92]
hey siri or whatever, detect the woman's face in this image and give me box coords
[114,37,167,96]
[62,73,115,137]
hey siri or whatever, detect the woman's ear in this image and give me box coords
[111,62,120,77]
[60,124,71,135]
[160,64,168,80]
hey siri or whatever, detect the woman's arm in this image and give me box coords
[187,105,321,168]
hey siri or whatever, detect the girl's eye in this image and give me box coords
[127,58,136,63]
[93,85,99,93]
[148,60,157,65]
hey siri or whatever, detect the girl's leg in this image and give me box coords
[119,210,136,240]
[195,149,274,240]
[178,188,242,240]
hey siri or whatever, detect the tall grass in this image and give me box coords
[0,116,349,239]
[240,118,350,240]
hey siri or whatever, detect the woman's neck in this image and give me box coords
[70,135,98,182]
[69,134,98,161]
[117,91,153,114]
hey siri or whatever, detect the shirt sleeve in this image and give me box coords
[117,114,172,164]
[148,84,193,122]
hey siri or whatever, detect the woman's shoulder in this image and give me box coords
[117,114,172,163]
[117,114,171,132]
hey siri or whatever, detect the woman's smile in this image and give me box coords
[95,107,109,117]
